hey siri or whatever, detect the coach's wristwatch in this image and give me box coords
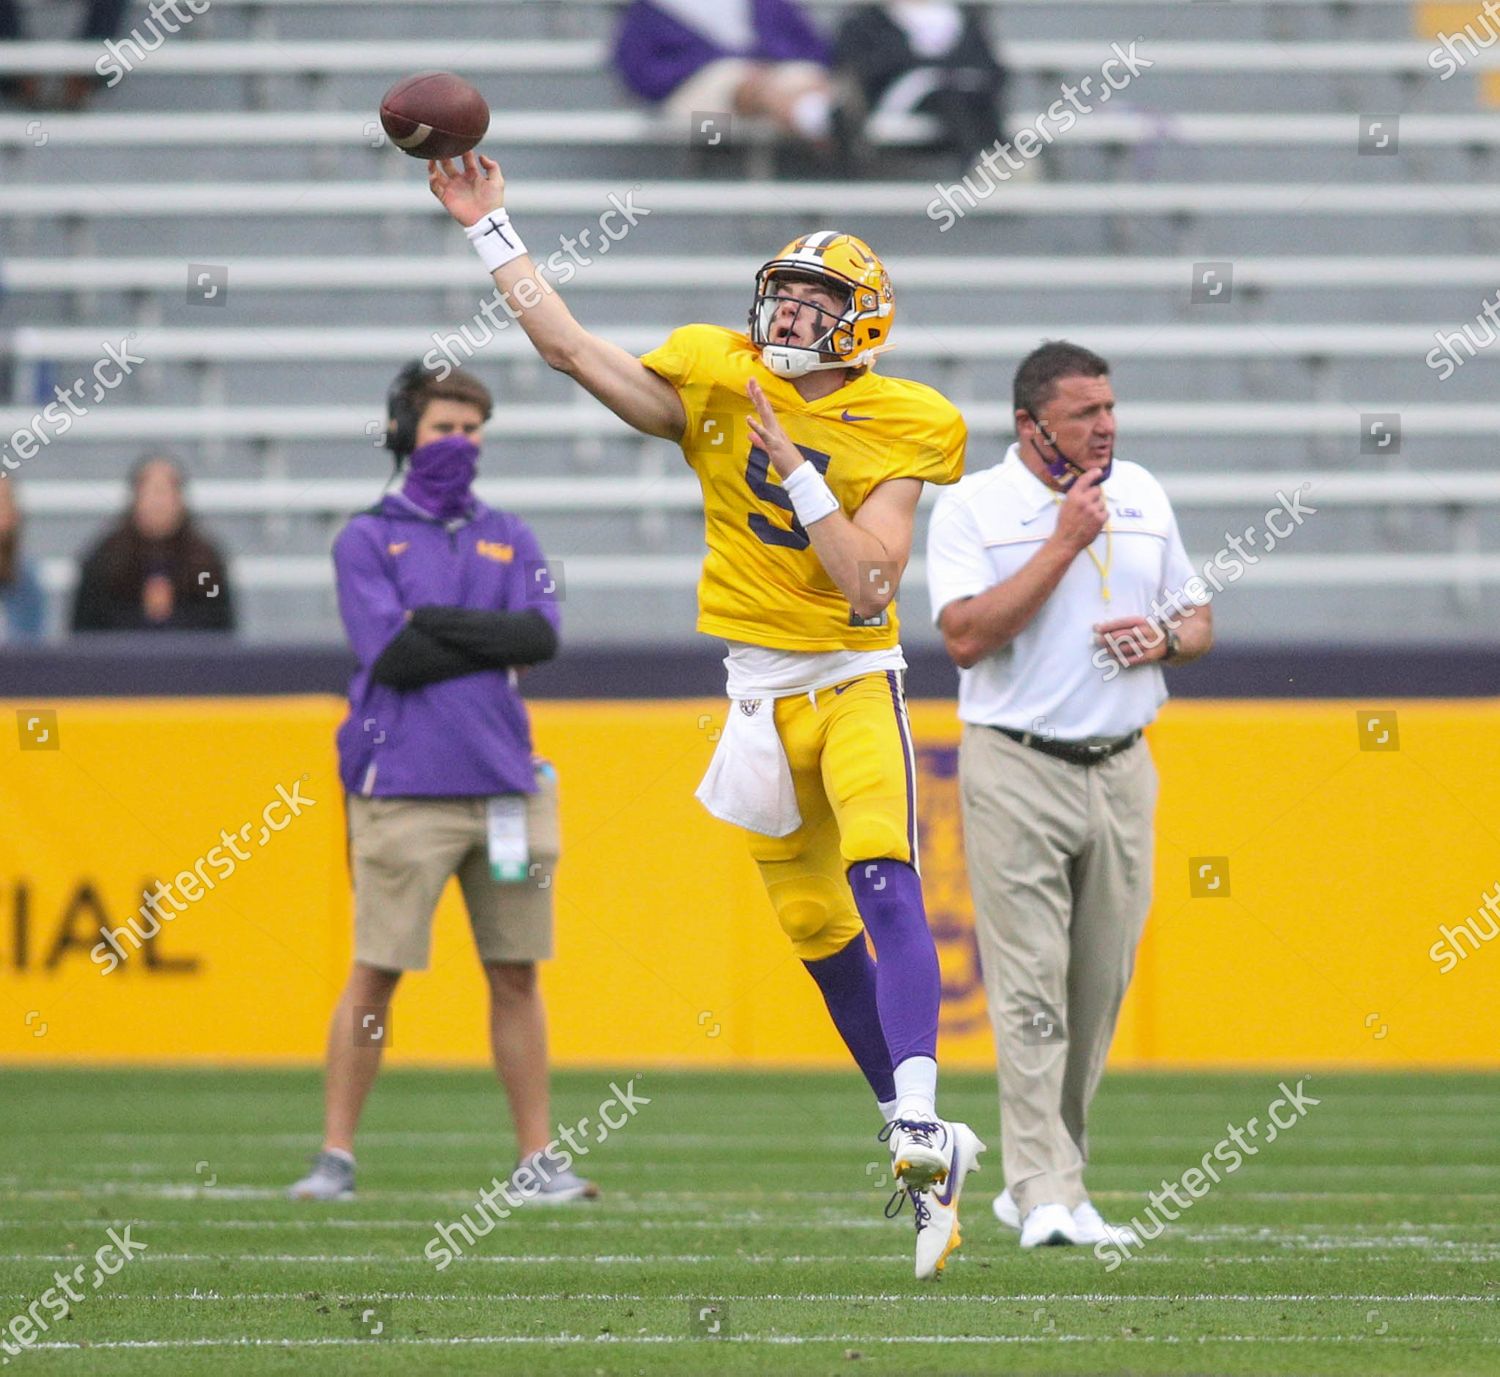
[1156,622,1182,664]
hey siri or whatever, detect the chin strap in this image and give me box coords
[761,343,883,380]
[760,344,827,379]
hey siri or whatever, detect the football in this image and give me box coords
[378,70,490,160]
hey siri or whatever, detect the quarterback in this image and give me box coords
[430,151,982,1277]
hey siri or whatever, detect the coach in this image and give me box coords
[289,361,594,1205]
[925,341,1212,1250]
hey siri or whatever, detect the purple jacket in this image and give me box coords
[333,493,560,798]
[613,0,833,104]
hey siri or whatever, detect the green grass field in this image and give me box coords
[1,1067,1495,1374]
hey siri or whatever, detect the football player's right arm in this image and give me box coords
[429,152,685,443]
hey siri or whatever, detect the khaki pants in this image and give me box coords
[958,724,1157,1217]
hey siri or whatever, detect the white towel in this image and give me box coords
[694,697,802,837]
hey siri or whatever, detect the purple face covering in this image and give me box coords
[1046,451,1113,489]
[1028,410,1112,488]
[402,434,479,520]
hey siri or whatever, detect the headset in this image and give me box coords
[384,358,434,466]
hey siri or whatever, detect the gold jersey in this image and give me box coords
[640,325,966,652]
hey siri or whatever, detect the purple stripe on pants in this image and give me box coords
[885,671,917,863]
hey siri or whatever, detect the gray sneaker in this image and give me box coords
[509,1148,599,1205]
[288,1149,355,1201]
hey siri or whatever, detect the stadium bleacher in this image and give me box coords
[4,0,1499,643]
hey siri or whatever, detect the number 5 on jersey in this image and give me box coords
[744,443,832,550]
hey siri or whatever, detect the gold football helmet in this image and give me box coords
[749,231,895,378]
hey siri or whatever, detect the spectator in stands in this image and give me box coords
[612,0,851,155]
[289,362,593,1206]
[0,479,45,642]
[70,454,235,633]
[836,1,1006,170]
[0,0,128,108]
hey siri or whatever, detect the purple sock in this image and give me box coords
[803,933,895,1103]
[846,859,940,1065]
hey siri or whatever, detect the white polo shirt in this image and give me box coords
[925,445,1201,740]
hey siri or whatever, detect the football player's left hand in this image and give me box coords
[1093,615,1167,668]
[746,379,804,478]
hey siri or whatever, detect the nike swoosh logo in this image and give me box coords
[833,682,856,695]
[934,1140,961,1206]
[840,410,873,423]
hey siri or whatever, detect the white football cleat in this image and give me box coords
[1019,1201,1079,1249]
[916,1122,985,1279]
[879,1117,951,1193]
[887,1122,985,1279]
[1071,1199,1139,1248]
[993,1186,1020,1231]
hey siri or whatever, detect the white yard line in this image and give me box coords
[0,1222,1478,1235]
[0,1218,898,1233]
[15,1333,1500,1352]
[14,1183,1500,1204]
[4,1214,1498,1242]
[1195,1191,1500,1202]
[0,1253,728,1264]
[7,1251,1500,1265]
[7,1290,1489,1304]
[3,1219,1499,1246]
[76,1128,1500,1149]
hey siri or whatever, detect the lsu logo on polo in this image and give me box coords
[477,540,515,564]
[386,541,409,556]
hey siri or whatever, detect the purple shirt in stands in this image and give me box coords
[613,0,833,104]
[333,492,560,798]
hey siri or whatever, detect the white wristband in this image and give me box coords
[465,209,528,273]
[782,461,840,528]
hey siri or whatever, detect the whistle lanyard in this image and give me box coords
[1054,494,1112,602]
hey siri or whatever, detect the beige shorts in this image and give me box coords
[664,58,827,119]
[347,774,560,971]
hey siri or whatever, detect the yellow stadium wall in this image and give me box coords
[2,695,1497,1069]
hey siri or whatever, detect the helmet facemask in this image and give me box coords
[750,270,862,379]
